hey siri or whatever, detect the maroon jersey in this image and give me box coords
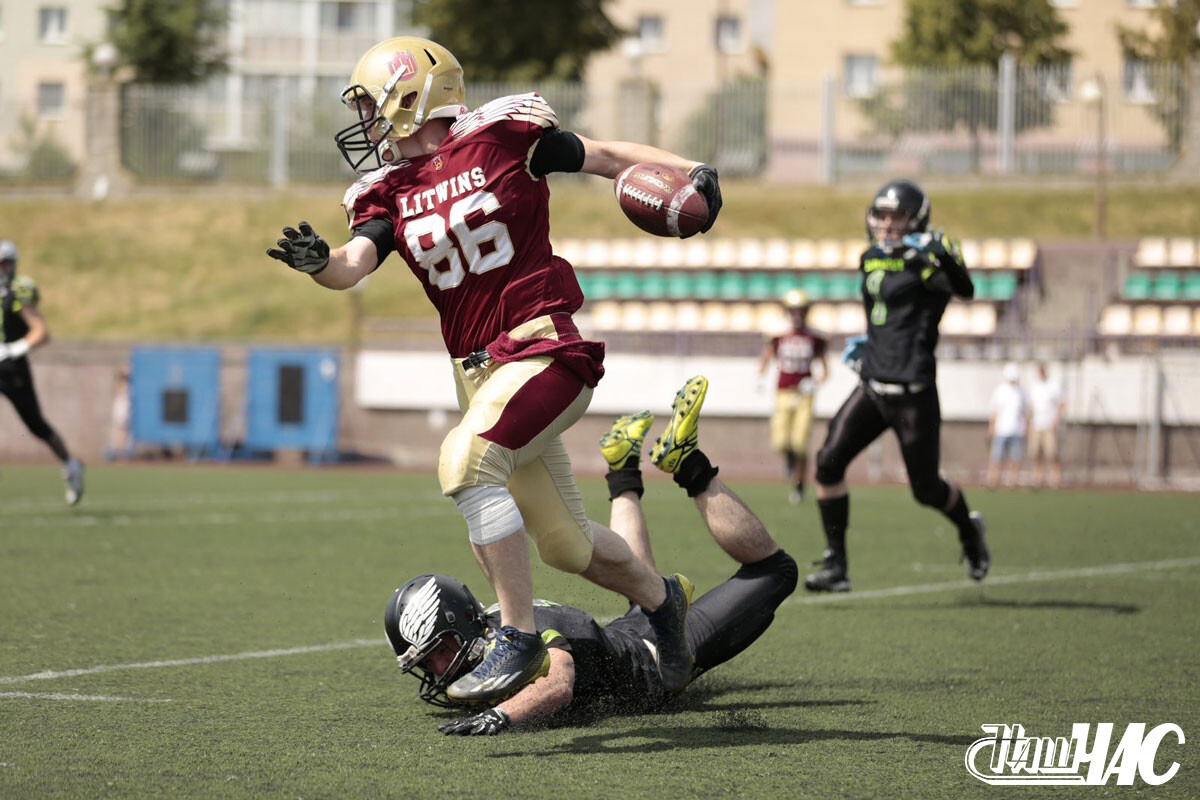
[343,93,583,358]
[770,329,827,390]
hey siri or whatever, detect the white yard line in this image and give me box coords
[10,506,454,529]
[0,640,381,686]
[787,556,1200,606]
[2,557,1197,688]
[0,692,170,703]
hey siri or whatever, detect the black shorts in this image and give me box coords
[0,358,56,441]
[608,550,798,683]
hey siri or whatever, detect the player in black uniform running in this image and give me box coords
[805,180,989,593]
[383,376,798,734]
[0,240,84,504]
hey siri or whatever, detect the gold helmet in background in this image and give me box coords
[334,37,467,172]
[783,289,810,310]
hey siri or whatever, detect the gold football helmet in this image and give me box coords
[783,289,810,310]
[335,37,467,173]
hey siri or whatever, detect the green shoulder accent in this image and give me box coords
[920,264,938,283]
[541,629,567,647]
[12,276,38,311]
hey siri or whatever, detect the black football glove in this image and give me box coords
[688,164,722,236]
[437,707,511,736]
[267,221,330,275]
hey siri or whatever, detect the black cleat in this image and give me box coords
[962,511,991,581]
[804,550,850,592]
[446,626,549,705]
[646,574,695,693]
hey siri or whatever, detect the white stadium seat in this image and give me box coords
[1167,238,1197,268]
[959,239,981,270]
[674,301,703,331]
[817,240,843,269]
[727,302,757,332]
[659,240,685,268]
[590,301,622,330]
[584,240,612,269]
[737,239,766,269]
[556,239,584,267]
[1135,238,1167,268]
[835,303,867,334]
[1008,239,1037,270]
[700,302,730,331]
[764,239,791,269]
[808,302,837,332]
[968,304,998,336]
[1098,304,1132,336]
[619,302,650,331]
[684,239,711,268]
[609,240,635,268]
[981,239,1008,269]
[710,239,738,268]
[647,302,676,331]
[1162,306,1192,336]
[940,303,971,335]
[841,240,864,269]
[791,240,818,270]
[756,304,789,335]
[632,239,659,268]
[1194,308,1200,337]
[1131,304,1162,336]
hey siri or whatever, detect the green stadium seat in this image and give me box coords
[1124,272,1152,300]
[666,272,693,299]
[586,271,615,300]
[640,271,668,300]
[826,273,861,301]
[970,272,990,299]
[717,272,747,300]
[987,271,1018,301]
[800,274,827,300]
[614,271,640,299]
[772,272,801,297]
[745,273,774,300]
[692,271,720,300]
[1151,272,1182,301]
[1182,272,1200,300]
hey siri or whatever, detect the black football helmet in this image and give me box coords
[0,239,16,290]
[384,574,489,707]
[866,179,930,251]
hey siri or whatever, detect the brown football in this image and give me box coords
[614,163,708,238]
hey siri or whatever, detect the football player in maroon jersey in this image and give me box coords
[267,37,722,704]
[758,290,828,503]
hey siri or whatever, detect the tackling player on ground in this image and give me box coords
[384,376,798,735]
[266,38,722,704]
[0,240,84,504]
[758,289,828,503]
[806,180,989,593]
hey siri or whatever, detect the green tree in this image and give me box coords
[1118,0,1200,153]
[107,0,227,84]
[413,0,623,82]
[862,0,1071,173]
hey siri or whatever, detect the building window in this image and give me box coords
[38,6,68,44]
[715,15,741,53]
[37,82,66,119]
[843,54,877,98]
[1039,59,1073,102]
[320,1,375,33]
[636,15,664,53]
[1123,56,1156,103]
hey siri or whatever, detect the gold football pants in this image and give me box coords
[769,388,815,455]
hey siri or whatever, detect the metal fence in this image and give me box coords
[0,60,1194,188]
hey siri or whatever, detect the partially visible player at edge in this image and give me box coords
[806,180,989,593]
[758,289,827,503]
[266,38,722,703]
[0,239,85,504]
[384,376,798,736]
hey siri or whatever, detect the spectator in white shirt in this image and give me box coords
[986,362,1029,488]
[1028,362,1065,488]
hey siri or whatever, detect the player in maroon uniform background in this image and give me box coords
[267,37,722,704]
[758,290,827,503]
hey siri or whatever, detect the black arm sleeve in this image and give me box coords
[923,240,974,299]
[351,218,395,269]
[529,128,585,178]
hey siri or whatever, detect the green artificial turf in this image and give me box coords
[0,465,1197,798]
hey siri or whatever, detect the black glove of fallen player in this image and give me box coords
[267,221,330,275]
[688,164,723,235]
[437,707,511,736]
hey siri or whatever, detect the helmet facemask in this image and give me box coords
[866,180,930,252]
[397,630,486,708]
[335,85,416,173]
[866,207,921,252]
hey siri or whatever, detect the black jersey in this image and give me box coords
[858,235,972,385]
[486,600,663,712]
[1,276,38,346]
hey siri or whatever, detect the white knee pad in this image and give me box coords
[453,486,525,546]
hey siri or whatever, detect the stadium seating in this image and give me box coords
[1098,238,1200,340]
[561,237,1034,338]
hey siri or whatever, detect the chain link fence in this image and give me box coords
[0,60,1194,187]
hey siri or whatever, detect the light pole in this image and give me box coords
[1080,74,1107,241]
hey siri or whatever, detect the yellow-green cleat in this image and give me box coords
[649,375,708,474]
[600,410,655,470]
